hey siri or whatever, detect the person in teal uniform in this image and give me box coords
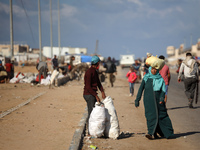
[135,66,174,139]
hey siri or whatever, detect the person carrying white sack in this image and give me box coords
[83,55,106,136]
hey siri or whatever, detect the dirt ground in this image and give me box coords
[0,66,198,150]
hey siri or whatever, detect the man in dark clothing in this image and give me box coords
[104,56,117,87]
[52,55,58,70]
[83,55,106,135]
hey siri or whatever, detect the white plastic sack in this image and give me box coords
[57,74,64,79]
[89,102,106,138]
[102,96,120,139]
[50,70,59,85]
[9,77,19,83]
[22,76,35,83]
[41,75,51,85]
[17,73,25,79]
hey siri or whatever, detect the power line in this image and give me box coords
[20,0,36,45]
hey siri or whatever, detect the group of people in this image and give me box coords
[33,55,76,85]
[0,59,14,83]
[83,52,199,140]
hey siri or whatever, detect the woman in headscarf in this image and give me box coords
[135,66,174,139]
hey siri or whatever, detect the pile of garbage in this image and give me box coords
[9,70,65,86]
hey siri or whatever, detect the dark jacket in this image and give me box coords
[104,60,116,73]
[52,58,58,67]
[83,67,104,97]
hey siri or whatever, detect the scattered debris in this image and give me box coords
[89,145,98,149]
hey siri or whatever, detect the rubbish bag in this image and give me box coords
[89,102,106,138]
[102,96,120,139]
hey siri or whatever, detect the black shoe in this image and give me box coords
[145,134,153,140]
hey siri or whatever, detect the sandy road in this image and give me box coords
[0,66,199,150]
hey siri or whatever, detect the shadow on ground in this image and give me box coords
[168,106,200,110]
[174,131,200,139]
[118,132,135,139]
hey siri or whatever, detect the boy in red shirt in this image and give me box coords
[126,66,137,96]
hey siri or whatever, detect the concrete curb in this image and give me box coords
[0,92,46,119]
[69,108,88,150]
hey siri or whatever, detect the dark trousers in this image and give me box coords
[184,77,197,105]
[83,95,97,134]
[39,66,47,83]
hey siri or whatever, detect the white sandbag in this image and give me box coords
[50,70,59,85]
[89,102,106,138]
[41,79,50,85]
[9,77,19,83]
[22,76,35,83]
[17,73,25,79]
[41,75,51,85]
[102,96,120,139]
[57,74,64,79]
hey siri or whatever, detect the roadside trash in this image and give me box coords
[102,96,120,139]
[89,102,106,138]
[89,145,97,149]
[85,138,92,144]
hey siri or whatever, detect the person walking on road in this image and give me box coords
[83,55,106,135]
[135,66,174,140]
[159,55,171,104]
[104,56,117,87]
[126,66,137,96]
[178,52,199,108]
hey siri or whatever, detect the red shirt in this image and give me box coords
[126,71,137,83]
[159,65,170,85]
[83,67,103,97]
[5,63,13,72]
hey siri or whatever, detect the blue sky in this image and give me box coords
[0,0,200,59]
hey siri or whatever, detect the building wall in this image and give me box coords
[0,44,29,57]
[167,40,200,65]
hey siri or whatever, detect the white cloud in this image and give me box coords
[61,4,78,18]
[145,6,183,18]
[0,2,27,18]
[0,2,10,14]
[127,0,143,6]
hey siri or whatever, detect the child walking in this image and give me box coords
[126,66,137,96]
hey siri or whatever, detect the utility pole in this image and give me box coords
[38,0,42,61]
[95,40,98,55]
[50,0,53,59]
[10,0,14,58]
[58,0,61,61]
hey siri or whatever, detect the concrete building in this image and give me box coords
[42,46,87,58]
[0,44,29,57]
[167,38,200,64]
